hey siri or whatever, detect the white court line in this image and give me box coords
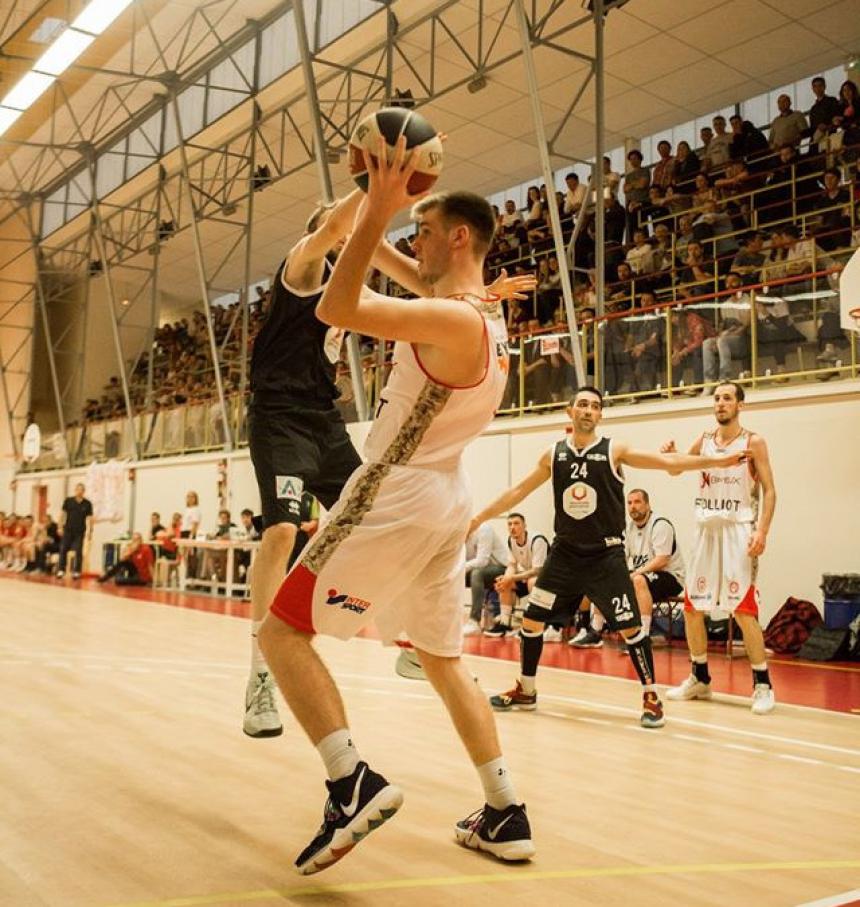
[777,753,827,766]
[796,888,860,907]
[721,743,764,754]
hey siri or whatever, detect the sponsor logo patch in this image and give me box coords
[326,588,372,614]
[276,475,303,501]
[696,575,707,594]
[529,586,556,609]
[562,481,597,520]
[586,452,607,461]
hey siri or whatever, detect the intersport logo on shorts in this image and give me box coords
[326,588,372,614]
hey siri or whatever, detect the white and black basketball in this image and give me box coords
[348,107,443,194]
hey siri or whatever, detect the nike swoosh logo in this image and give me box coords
[487,813,514,840]
[340,766,366,818]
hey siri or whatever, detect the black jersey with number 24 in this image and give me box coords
[551,436,626,552]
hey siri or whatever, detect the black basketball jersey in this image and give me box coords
[249,260,342,406]
[551,435,625,552]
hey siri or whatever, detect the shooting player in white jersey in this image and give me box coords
[662,380,777,714]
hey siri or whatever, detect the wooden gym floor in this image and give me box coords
[1,576,859,907]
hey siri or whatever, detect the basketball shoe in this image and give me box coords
[295,761,403,875]
[640,691,665,728]
[751,683,775,715]
[455,802,535,861]
[243,671,283,738]
[542,626,563,642]
[394,647,426,681]
[666,674,712,701]
[482,620,514,638]
[489,680,537,711]
[568,627,603,648]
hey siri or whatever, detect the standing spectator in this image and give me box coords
[808,76,842,151]
[833,80,860,150]
[729,115,768,162]
[768,94,808,150]
[703,115,732,172]
[563,172,587,219]
[601,155,621,198]
[627,291,663,394]
[702,272,751,385]
[671,292,716,388]
[97,532,154,586]
[623,149,650,241]
[57,483,93,579]
[463,522,509,637]
[651,140,676,191]
[181,491,201,538]
[673,141,701,194]
[699,126,713,157]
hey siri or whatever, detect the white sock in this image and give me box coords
[250,620,268,674]
[592,610,606,632]
[499,606,512,626]
[520,675,536,694]
[477,756,517,810]
[691,653,708,664]
[317,729,360,781]
[641,613,652,634]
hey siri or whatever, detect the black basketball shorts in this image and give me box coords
[248,399,362,530]
[641,570,683,602]
[523,541,641,632]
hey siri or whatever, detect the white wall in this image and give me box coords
[11,381,860,620]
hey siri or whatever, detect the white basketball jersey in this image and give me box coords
[695,430,757,524]
[363,295,509,469]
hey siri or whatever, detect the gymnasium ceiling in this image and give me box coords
[1,0,858,303]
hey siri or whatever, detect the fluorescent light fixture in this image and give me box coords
[30,17,68,44]
[2,71,55,110]
[72,0,135,36]
[0,106,24,135]
[34,27,95,75]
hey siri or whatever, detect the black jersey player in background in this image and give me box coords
[244,191,365,738]
[244,185,537,737]
[469,387,744,728]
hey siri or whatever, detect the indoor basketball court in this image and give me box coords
[1,1,859,906]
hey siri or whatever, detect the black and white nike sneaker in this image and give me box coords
[294,761,403,875]
[454,802,535,861]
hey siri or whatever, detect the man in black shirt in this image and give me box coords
[808,76,842,152]
[57,483,93,579]
[470,387,743,728]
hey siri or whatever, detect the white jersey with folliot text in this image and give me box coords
[695,429,757,525]
[363,292,509,469]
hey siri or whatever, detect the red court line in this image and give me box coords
[4,573,858,713]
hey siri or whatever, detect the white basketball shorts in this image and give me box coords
[270,460,471,657]
[684,520,759,617]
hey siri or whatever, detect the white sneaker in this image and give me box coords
[243,671,283,738]
[462,620,481,637]
[751,683,775,715]
[543,627,563,642]
[666,674,712,701]
[394,648,426,681]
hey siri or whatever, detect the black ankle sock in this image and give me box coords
[752,667,771,688]
[520,630,544,678]
[693,660,711,684]
[627,634,655,687]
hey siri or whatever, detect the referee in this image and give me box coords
[244,190,365,738]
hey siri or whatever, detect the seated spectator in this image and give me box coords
[34,514,60,573]
[524,185,549,246]
[9,515,36,573]
[674,214,696,265]
[652,140,676,191]
[731,231,770,285]
[702,272,751,385]
[759,145,799,224]
[149,511,165,540]
[813,168,851,250]
[673,140,701,193]
[604,298,632,395]
[625,228,657,275]
[154,512,183,561]
[768,94,808,150]
[536,255,563,324]
[610,261,636,305]
[627,291,663,394]
[677,240,714,289]
[522,318,551,406]
[645,186,670,224]
[703,115,732,173]
[652,223,674,273]
[671,292,716,388]
[754,292,800,378]
[463,521,509,636]
[97,532,154,586]
[623,149,650,241]
[198,508,236,583]
[691,172,717,210]
[693,199,739,269]
[714,160,754,198]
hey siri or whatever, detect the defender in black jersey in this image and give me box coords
[244,190,365,738]
[470,386,745,728]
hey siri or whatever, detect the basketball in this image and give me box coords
[348,107,443,194]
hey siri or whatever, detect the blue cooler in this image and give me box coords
[823,598,860,629]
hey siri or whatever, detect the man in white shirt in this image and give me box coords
[703,115,731,171]
[463,522,509,636]
[563,173,587,218]
[484,513,549,637]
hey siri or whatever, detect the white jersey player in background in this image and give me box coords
[662,380,777,714]
[258,136,534,874]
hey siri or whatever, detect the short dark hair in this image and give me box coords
[412,190,496,254]
[812,76,825,85]
[657,139,671,149]
[781,223,801,239]
[507,512,525,523]
[627,149,643,161]
[566,172,579,181]
[571,386,604,408]
[715,380,745,401]
[726,270,742,281]
[823,167,841,179]
[628,488,650,503]
[218,509,231,518]
[240,508,253,517]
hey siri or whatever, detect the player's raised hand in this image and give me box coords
[488,268,537,301]
[365,135,427,219]
[660,439,677,454]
